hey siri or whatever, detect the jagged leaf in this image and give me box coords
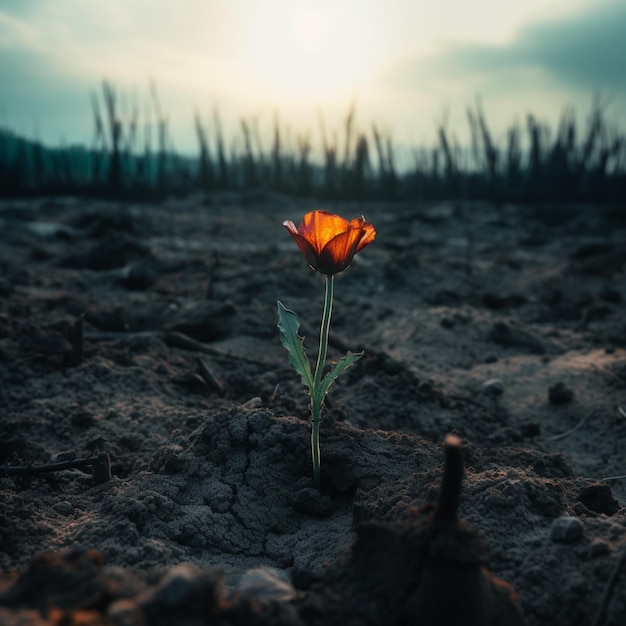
[277,301,313,390]
[318,351,363,401]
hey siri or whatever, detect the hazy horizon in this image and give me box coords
[2,0,625,155]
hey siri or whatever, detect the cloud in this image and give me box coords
[0,9,84,101]
[518,2,626,90]
[385,0,626,95]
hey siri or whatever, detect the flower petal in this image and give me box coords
[318,225,365,274]
[284,211,376,275]
[300,211,352,254]
[283,226,323,272]
[354,219,376,253]
[282,220,298,234]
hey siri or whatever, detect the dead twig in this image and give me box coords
[268,383,279,404]
[84,329,284,368]
[84,330,226,356]
[1,452,111,486]
[196,354,225,396]
[544,409,595,442]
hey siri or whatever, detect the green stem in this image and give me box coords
[310,274,334,489]
[310,418,321,489]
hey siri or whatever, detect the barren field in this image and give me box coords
[1,195,625,625]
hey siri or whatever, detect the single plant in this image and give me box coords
[278,210,375,489]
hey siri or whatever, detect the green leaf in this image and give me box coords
[318,351,363,401]
[277,301,314,390]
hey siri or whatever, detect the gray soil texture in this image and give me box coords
[1,195,625,625]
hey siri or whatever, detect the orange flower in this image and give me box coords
[283,210,376,275]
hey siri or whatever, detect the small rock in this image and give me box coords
[292,487,333,518]
[119,260,158,290]
[441,317,454,329]
[549,382,574,405]
[550,516,583,543]
[236,567,297,602]
[140,563,222,617]
[53,501,74,516]
[482,378,504,397]
[50,450,77,463]
[578,483,619,516]
[108,598,142,624]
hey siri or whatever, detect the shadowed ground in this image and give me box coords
[0,195,625,625]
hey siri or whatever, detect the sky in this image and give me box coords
[1,0,625,158]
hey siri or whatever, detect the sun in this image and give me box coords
[241,3,378,102]
[293,8,327,46]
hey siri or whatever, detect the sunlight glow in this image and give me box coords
[239,2,382,101]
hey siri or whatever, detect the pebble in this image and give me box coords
[236,567,297,602]
[550,516,583,543]
[482,378,504,397]
[50,450,76,463]
[441,317,454,329]
[53,501,74,516]
[108,598,141,624]
[548,382,574,405]
[141,563,213,609]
